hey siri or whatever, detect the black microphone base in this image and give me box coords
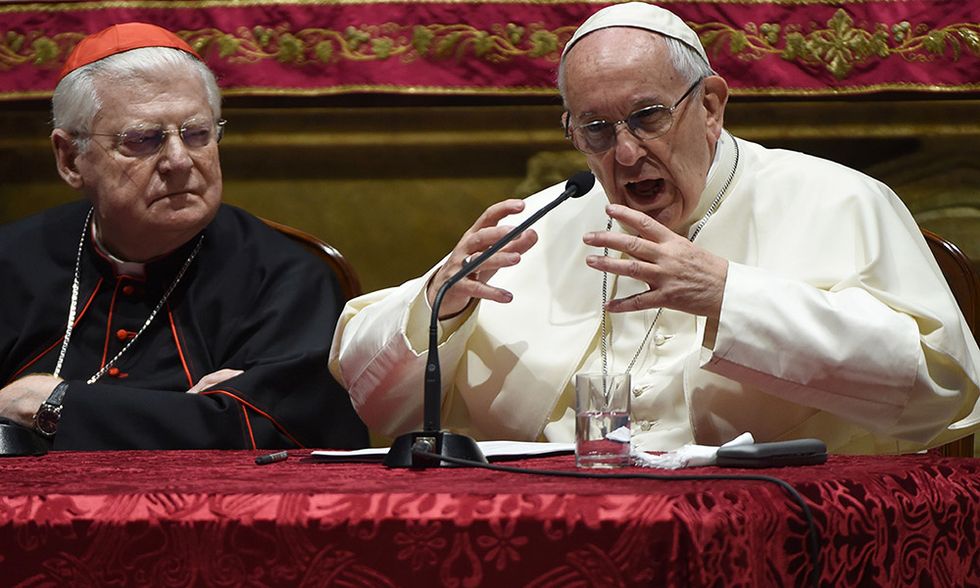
[383,430,488,468]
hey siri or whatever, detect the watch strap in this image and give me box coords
[46,380,69,407]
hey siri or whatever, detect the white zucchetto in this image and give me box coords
[562,2,710,66]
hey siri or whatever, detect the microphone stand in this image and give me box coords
[384,172,594,467]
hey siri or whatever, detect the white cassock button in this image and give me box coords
[632,387,643,398]
[654,330,667,346]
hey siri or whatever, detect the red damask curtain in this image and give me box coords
[1,0,977,99]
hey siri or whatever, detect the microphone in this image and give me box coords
[384,171,596,467]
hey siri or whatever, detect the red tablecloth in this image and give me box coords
[0,0,977,100]
[0,450,978,586]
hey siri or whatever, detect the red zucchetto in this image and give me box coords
[59,22,202,80]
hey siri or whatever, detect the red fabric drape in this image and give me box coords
[1,450,978,586]
[1,0,977,100]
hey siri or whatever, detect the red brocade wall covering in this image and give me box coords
[1,451,979,586]
[0,0,978,100]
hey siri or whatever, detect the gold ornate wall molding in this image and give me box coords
[1,97,978,290]
[868,146,980,264]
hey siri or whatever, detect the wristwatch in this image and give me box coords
[32,381,69,438]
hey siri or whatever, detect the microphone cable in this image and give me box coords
[416,450,821,588]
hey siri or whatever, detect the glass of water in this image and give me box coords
[574,372,631,468]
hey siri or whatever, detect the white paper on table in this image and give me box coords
[311,440,574,462]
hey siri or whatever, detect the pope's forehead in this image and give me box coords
[564,28,675,80]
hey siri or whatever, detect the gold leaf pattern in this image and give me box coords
[0,31,82,70]
[0,23,575,69]
[694,8,980,79]
[168,22,575,67]
[0,12,976,81]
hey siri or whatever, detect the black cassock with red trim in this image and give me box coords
[0,201,368,450]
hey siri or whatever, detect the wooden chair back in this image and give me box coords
[261,218,362,302]
[922,228,978,457]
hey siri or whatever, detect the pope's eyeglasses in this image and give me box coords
[82,119,227,158]
[564,78,703,155]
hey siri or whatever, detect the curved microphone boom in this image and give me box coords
[384,170,596,467]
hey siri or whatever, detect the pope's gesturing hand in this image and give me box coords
[427,199,539,319]
[583,204,728,320]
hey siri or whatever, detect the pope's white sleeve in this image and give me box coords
[328,273,478,437]
[701,262,977,444]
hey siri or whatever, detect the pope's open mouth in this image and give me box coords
[626,178,665,201]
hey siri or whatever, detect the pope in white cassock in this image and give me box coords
[329,3,980,454]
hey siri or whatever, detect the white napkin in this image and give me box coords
[629,432,756,470]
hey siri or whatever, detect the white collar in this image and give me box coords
[91,221,146,278]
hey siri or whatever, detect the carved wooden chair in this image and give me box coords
[261,218,362,302]
[923,228,979,457]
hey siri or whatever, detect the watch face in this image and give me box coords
[35,405,60,437]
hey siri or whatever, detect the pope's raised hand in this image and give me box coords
[582,204,728,319]
[427,199,538,319]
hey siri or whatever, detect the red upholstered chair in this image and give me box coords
[923,228,978,457]
[261,218,362,302]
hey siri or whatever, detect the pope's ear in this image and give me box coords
[702,75,729,139]
[51,129,84,189]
